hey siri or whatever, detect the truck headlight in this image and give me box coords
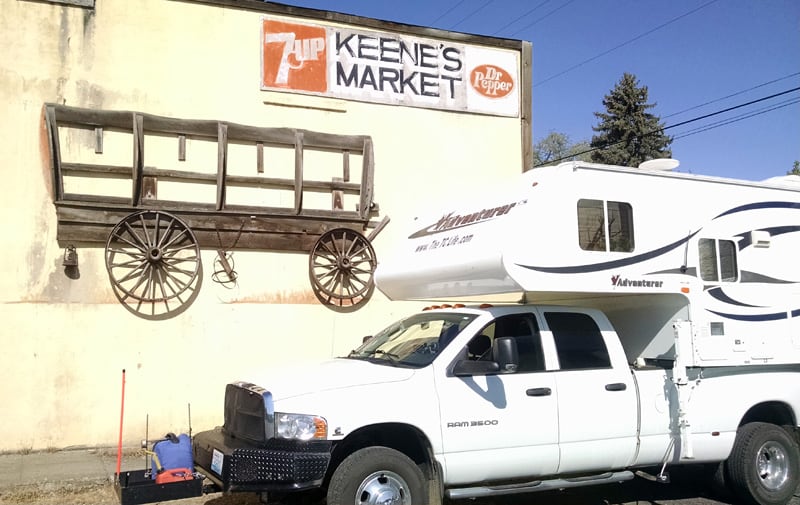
[275,413,328,440]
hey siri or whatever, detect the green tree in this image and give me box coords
[789,160,800,175]
[533,131,591,168]
[590,73,672,166]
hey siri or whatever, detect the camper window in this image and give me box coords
[577,199,634,253]
[698,238,739,282]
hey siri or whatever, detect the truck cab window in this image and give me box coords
[577,199,634,252]
[545,312,611,370]
[474,314,545,372]
[699,238,739,282]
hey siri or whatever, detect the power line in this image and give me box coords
[672,98,800,140]
[533,87,800,167]
[533,0,719,87]
[429,0,468,25]
[663,71,800,119]
[449,0,495,30]
[662,87,800,132]
[491,0,551,35]
[506,0,578,38]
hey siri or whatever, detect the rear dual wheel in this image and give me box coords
[726,422,799,505]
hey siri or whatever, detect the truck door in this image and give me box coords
[434,312,560,484]
[542,310,639,474]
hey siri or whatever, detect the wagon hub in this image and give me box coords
[148,247,163,263]
[337,255,352,271]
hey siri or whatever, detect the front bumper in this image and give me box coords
[192,427,332,493]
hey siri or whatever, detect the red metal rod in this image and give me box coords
[115,369,126,479]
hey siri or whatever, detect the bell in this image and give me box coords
[63,245,78,267]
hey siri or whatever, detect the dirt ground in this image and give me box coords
[0,480,261,505]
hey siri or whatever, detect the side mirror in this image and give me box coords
[362,335,372,344]
[493,337,519,373]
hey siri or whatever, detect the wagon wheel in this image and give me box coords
[309,228,376,312]
[105,210,202,320]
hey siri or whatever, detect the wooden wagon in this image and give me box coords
[44,104,388,319]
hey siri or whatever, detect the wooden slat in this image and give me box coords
[56,204,359,232]
[61,163,363,193]
[47,104,370,151]
[132,113,144,206]
[45,105,64,200]
[56,199,366,221]
[178,134,186,161]
[294,132,303,215]
[256,142,264,173]
[342,150,350,182]
[332,177,344,211]
[94,127,103,154]
[359,137,375,219]
[56,222,326,252]
[216,123,228,211]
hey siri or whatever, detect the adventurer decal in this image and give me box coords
[447,419,499,428]
[611,275,663,288]
[409,202,519,239]
[261,16,520,117]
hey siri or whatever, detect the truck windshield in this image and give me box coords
[346,312,477,368]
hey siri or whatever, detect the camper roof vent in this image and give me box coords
[638,158,680,171]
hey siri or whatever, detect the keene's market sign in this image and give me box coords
[261,17,520,117]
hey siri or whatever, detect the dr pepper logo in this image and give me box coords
[262,20,327,92]
[470,64,514,98]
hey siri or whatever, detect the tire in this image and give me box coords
[326,446,428,505]
[726,422,799,505]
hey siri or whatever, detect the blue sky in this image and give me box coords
[275,0,799,181]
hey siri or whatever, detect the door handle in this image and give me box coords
[526,387,552,396]
[605,383,627,391]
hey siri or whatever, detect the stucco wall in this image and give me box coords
[0,0,529,450]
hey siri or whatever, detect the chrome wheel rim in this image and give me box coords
[756,440,789,491]
[355,470,411,505]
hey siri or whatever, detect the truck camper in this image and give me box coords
[377,160,800,369]
[193,161,800,505]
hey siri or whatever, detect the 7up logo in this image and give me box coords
[262,19,327,92]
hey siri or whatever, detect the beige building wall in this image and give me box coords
[0,0,531,451]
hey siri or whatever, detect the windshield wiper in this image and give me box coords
[348,349,401,364]
[371,349,400,362]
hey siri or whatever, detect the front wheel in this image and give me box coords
[326,447,428,505]
[726,422,799,505]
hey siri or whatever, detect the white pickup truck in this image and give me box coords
[192,302,800,505]
[194,162,800,505]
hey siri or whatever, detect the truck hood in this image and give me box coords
[245,358,416,401]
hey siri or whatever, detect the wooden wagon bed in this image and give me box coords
[44,104,387,318]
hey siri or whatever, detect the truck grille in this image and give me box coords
[223,382,273,444]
